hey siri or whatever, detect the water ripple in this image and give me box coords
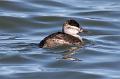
[0,0,120,79]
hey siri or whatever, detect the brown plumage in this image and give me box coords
[39,32,84,48]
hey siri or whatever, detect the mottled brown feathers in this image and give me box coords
[39,32,83,48]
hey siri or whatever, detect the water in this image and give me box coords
[0,0,120,79]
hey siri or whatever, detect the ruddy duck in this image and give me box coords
[39,19,85,48]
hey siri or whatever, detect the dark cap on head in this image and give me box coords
[65,19,80,28]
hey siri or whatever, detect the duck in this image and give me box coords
[39,19,85,48]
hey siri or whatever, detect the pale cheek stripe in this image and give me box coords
[66,25,80,31]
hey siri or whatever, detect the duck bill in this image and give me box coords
[79,28,88,33]
[79,28,84,33]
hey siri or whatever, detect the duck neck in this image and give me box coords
[72,34,83,41]
[65,32,83,41]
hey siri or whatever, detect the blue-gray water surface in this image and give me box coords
[0,0,120,79]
